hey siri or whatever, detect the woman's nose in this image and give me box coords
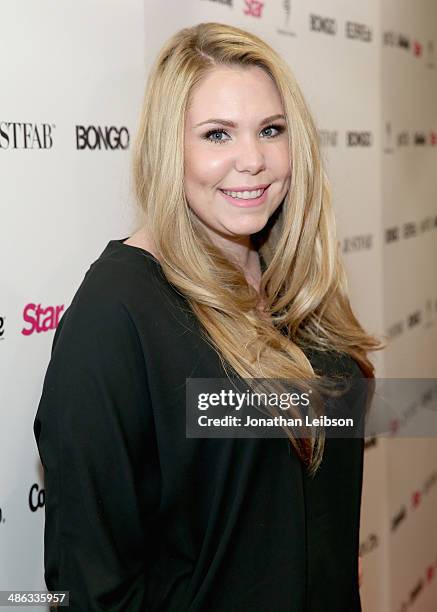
[234,136,266,173]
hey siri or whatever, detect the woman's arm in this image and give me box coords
[33,293,160,611]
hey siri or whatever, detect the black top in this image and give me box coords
[33,238,364,612]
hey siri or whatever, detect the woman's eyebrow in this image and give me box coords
[193,114,286,128]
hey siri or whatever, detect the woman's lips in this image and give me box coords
[219,185,270,208]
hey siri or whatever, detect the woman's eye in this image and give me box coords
[204,129,229,144]
[203,124,285,144]
[262,125,281,138]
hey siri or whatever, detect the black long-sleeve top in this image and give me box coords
[33,238,364,611]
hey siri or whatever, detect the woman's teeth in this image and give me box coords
[221,188,265,200]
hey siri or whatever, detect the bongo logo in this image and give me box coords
[342,233,373,253]
[309,14,337,36]
[21,302,64,336]
[75,125,130,150]
[347,131,372,147]
[0,121,55,150]
[29,483,45,512]
[345,21,372,43]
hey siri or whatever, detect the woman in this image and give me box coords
[34,22,383,611]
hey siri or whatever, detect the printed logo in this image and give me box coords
[420,217,433,233]
[345,21,372,43]
[384,121,394,153]
[29,483,45,512]
[391,505,407,531]
[21,303,64,336]
[407,310,421,328]
[383,31,410,50]
[359,532,379,556]
[397,130,409,147]
[424,299,434,328]
[420,470,437,499]
[384,31,426,61]
[414,132,426,146]
[277,0,296,37]
[413,40,423,57]
[410,579,424,602]
[347,131,372,146]
[387,321,404,339]
[243,0,264,17]
[319,129,338,147]
[398,34,410,50]
[310,14,337,35]
[75,125,130,150]
[342,233,373,253]
[0,122,55,150]
[397,560,437,611]
[412,490,422,508]
[403,222,417,238]
[385,226,399,243]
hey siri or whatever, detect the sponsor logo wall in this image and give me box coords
[0,0,435,610]
[0,0,146,601]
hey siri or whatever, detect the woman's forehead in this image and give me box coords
[186,66,283,123]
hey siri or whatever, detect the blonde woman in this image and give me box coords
[34,22,382,611]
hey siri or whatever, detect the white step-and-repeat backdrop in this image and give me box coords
[1,1,436,610]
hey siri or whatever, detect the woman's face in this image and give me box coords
[184,65,291,251]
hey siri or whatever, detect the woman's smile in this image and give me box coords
[218,184,271,207]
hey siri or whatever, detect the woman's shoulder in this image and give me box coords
[51,238,175,354]
[71,235,173,310]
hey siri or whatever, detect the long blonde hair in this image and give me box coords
[132,22,386,475]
